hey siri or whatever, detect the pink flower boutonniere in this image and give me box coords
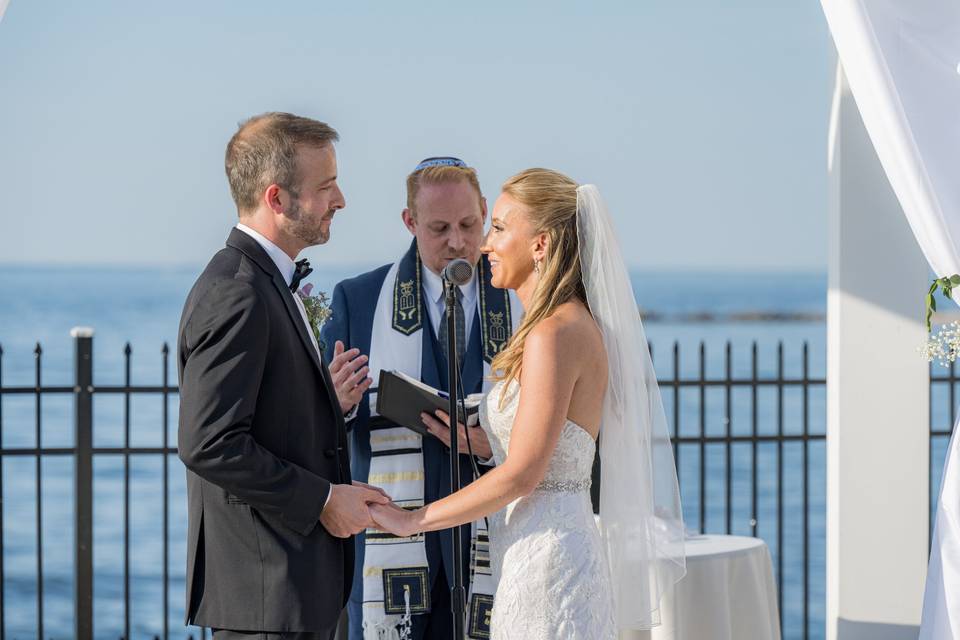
[297,283,333,351]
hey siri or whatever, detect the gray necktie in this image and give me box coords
[438,286,466,369]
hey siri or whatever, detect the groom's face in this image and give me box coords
[403,180,487,276]
[280,144,345,247]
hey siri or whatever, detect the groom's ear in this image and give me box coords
[265,184,285,216]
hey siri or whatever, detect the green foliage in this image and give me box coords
[926,275,960,331]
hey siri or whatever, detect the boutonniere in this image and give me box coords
[297,283,332,351]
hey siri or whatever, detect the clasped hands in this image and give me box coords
[320,409,488,539]
[319,480,419,538]
[324,343,491,537]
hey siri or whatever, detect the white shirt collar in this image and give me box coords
[421,262,478,307]
[236,223,297,287]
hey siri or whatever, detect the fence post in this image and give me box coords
[72,327,94,638]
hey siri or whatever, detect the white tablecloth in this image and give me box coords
[621,535,781,640]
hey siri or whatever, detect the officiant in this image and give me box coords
[321,157,522,640]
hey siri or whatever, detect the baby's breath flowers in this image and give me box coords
[920,320,960,366]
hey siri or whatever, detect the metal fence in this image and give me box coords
[0,333,832,639]
[0,332,183,640]
[656,341,826,640]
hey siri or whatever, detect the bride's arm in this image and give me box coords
[373,318,579,535]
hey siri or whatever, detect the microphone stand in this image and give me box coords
[444,279,467,640]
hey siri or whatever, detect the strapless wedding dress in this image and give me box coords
[478,379,616,639]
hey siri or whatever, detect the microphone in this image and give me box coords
[441,258,474,286]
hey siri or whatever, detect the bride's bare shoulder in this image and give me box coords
[525,302,604,362]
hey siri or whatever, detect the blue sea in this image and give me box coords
[0,264,945,639]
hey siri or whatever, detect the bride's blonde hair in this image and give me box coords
[491,168,587,393]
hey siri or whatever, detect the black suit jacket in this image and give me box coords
[177,228,353,632]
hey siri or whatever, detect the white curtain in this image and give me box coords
[820,1,960,637]
[0,1,9,25]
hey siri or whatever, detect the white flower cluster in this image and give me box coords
[920,320,960,365]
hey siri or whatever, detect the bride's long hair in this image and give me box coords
[491,168,588,393]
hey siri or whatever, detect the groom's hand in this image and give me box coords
[351,479,390,500]
[328,340,373,415]
[422,410,492,460]
[319,482,391,538]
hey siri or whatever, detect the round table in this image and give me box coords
[620,535,781,640]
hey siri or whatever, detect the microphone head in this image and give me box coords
[442,258,474,286]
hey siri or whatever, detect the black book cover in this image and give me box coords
[375,370,480,436]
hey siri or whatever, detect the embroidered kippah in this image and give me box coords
[414,156,467,171]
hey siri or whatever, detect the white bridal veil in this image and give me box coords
[577,184,686,630]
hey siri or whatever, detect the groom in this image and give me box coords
[177,112,389,639]
[322,157,522,639]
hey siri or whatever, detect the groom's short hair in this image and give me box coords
[225,112,339,213]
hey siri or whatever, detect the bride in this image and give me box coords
[370,168,686,638]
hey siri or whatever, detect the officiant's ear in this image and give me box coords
[401,207,417,235]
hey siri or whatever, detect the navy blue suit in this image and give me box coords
[321,264,489,640]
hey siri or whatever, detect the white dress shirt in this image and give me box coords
[236,223,297,285]
[236,224,321,352]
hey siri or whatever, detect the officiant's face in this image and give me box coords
[403,180,487,276]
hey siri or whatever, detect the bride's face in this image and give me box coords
[482,193,538,291]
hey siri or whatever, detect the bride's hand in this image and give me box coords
[369,502,421,538]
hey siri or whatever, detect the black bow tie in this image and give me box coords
[290,259,313,292]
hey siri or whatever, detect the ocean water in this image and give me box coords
[0,262,897,640]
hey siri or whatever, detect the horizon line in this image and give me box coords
[0,261,828,275]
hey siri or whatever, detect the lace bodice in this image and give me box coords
[478,378,615,639]
[479,379,596,493]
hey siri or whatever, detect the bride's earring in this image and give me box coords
[534,259,541,276]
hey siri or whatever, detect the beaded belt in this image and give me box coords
[534,479,592,493]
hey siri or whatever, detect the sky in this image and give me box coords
[0,1,831,271]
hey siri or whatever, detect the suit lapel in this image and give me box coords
[271,273,346,427]
[270,274,325,372]
[225,229,343,425]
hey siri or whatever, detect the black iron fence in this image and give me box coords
[0,333,833,639]
[0,333,185,640]
[656,341,826,640]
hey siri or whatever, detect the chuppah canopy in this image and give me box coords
[820,1,960,637]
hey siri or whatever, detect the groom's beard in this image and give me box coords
[285,198,332,246]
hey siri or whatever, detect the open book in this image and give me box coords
[375,370,483,436]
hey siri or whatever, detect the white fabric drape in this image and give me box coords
[819,1,960,637]
[0,1,10,25]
